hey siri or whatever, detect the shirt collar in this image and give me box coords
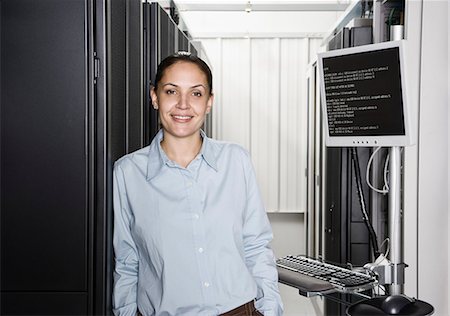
[146,129,218,181]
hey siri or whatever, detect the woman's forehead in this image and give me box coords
[160,62,208,84]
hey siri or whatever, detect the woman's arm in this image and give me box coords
[112,162,139,316]
[241,151,284,316]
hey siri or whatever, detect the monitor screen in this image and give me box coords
[317,40,412,147]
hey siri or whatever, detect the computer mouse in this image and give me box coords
[381,294,416,315]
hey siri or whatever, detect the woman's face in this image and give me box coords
[151,61,213,140]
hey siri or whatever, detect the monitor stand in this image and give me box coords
[347,147,434,315]
[389,146,404,294]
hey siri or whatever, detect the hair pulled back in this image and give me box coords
[153,52,213,95]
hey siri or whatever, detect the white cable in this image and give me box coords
[380,237,390,258]
[383,152,390,192]
[376,284,386,295]
[366,147,389,194]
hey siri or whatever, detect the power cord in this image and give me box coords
[351,148,381,259]
[379,237,390,259]
[366,146,390,194]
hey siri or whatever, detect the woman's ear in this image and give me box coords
[206,93,214,114]
[150,86,158,110]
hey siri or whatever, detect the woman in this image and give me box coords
[112,52,283,316]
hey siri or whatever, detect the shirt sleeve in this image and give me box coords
[241,151,284,316]
[112,162,139,316]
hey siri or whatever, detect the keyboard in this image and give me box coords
[276,255,376,293]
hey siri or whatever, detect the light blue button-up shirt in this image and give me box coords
[112,130,283,316]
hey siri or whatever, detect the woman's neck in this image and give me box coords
[160,131,203,168]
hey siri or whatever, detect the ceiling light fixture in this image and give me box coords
[245,1,252,13]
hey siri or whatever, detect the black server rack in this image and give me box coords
[1,1,192,314]
[350,26,373,47]
[327,27,350,51]
[143,2,159,146]
[143,2,187,145]
[1,0,105,313]
[158,5,176,61]
[323,25,375,316]
[178,29,190,53]
[0,0,145,314]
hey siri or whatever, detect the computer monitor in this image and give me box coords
[317,40,412,147]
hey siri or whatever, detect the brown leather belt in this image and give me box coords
[220,300,263,316]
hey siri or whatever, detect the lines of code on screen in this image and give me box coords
[323,47,405,137]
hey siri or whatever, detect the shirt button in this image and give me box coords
[204,282,210,288]
[198,247,204,253]
[193,214,199,220]
[186,181,192,187]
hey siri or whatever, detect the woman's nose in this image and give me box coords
[176,94,190,109]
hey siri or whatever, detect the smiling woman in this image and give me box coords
[112,52,284,316]
[150,55,214,167]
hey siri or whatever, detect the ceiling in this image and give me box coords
[172,0,352,12]
[163,0,354,38]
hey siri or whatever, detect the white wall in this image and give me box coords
[416,0,448,314]
[403,0,423,298]
[402,2,449,315]
[199,37,316,213]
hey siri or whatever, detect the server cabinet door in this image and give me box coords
[177,29,189,52]
[143,2,160,145]
[158,5,176,60]
[109,0,144,154]
[1,0,89,314]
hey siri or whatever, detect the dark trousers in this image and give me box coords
[137,301,264,316]
[220,301,263,316]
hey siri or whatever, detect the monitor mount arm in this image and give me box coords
[364,146,406,293]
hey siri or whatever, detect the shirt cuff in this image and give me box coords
[112,302,138,316]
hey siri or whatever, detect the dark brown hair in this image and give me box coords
[153,52,213,95]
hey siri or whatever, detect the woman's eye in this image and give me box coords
[166,89,176,95]
[192,91,202,97]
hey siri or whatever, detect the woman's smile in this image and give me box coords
[171,114,194,122]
